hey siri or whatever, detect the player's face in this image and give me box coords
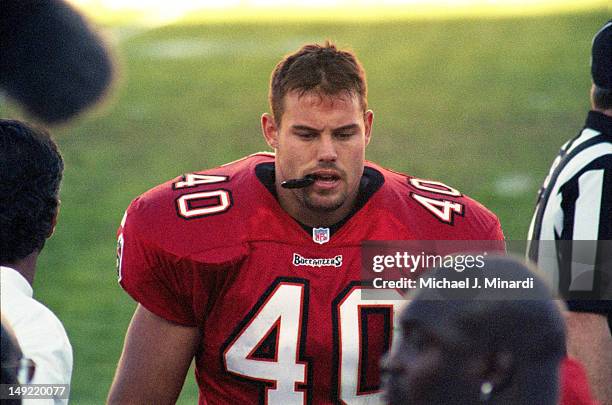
[382,306,479,405]
[262,90,373,225]
[382,323,448,405]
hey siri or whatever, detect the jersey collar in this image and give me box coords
[0,266,33,298]
[254,162,384,238]
[586,110,612,136]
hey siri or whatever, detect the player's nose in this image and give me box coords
[380,352,401,375]
[316,134,338,162]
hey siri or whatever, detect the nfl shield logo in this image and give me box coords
[312,227,330,244]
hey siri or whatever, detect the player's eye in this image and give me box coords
[295,132,317,140]
[402,325,433,353]
[335,132,356,139]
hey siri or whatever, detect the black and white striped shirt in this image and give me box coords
[527,110,612,316]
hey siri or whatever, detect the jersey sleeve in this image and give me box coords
[485,216,506,244]
[117,196,201,326]
[115,157,273,326]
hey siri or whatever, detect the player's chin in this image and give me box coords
[304,193,345,212]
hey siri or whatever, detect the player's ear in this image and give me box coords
[364,110,373,146]
[590,84,597,110]
[261,113,279,149]
[479,350,514,399]
[48,203,60,238]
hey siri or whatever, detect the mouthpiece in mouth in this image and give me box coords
[281,175,316,189]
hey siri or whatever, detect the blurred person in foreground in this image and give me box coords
[381,256,589,405]
[0,0,114,125]
[0,120,72,405]
[1,318,24,386]
[109,41,505,404]
[1,317,28,405]
[527,20,612,404]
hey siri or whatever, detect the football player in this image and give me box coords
[108,41,505,404]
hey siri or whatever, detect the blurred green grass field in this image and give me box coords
[1,9,609,403]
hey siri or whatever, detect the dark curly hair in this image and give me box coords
[0,120,63,264]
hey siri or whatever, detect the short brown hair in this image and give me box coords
[269,41,368,125]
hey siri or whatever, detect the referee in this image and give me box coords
[527,20,612,405]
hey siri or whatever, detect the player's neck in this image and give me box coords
[4,253,38,286]
[276,186,356,228]
[592,105,612,116]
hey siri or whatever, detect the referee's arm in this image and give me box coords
[564,311,612,405]
[528,150,612,405]
[565,161,612,405]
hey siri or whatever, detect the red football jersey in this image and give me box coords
[560,357,600,405]
[117,153,504,404]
